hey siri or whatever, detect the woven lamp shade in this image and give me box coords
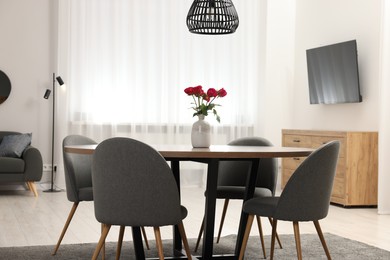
[186,0,239,35]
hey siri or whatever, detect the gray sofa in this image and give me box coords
[0,131,43,196]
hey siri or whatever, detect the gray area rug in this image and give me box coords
[1,233,389,259]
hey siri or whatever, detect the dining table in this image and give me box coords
[64,143,313,259]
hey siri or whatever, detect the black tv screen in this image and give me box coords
[306,40,362,104]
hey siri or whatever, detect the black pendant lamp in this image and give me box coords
[187,0,239,35]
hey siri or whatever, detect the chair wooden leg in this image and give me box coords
[194,216,204,252]
[141,226,150,250]
[238,214,254,260]
[27,181,38,197]
[293,221,302,260]
[216,199,229,243]
[255,216,267,259]
[270,219,278,260]
[153,227,165,260]
[178,221,193,260]
[26,182,31,190]
[101,224,106,260]
[314,220,332,260]
[52,202,79,255]
[268,217,283,248]
[116,226,125,260]
[92,224,111,260]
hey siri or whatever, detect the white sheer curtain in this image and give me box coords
[57,0,265,186]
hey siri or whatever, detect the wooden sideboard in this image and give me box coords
[281,129,378,206]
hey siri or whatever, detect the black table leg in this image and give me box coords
[132,226,146,259]
[171,160,183,255]
[202,158,220,259]
[235,158,260,255]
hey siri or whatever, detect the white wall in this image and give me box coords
[261,0,296,145]
[378,0,390,214]
[290,0,381,132]
[0,0,55,183]
[260,0,382,141]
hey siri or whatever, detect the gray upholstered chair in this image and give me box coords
[91,137,192,260]
[53,135,149,257]
[52,135,98,255]
[239,141,340,260]
[195,137,282,257]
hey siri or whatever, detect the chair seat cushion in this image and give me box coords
[78,187,93,201]
[0,157,25,173]
[216,186,272,200]
[243,196,279,217]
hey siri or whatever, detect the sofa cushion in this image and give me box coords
[0,133,32,158]
[0,157,25,173]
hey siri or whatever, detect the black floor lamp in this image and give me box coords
[43,73,64,192]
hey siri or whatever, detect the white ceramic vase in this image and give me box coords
[191,115,211,148]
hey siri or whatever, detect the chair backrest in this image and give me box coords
[217,137,278,195]
[92,137,182,227]
[62,135,97,202]
[275,141,340,221]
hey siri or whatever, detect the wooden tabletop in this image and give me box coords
[64,144,313,159]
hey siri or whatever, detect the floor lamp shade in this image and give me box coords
[44,89,51,99]
[186,0,239,35]
[56,76,64,86]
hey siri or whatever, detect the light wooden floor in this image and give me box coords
[1,185,390,253]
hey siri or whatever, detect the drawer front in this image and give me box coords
[283,135,312,148]
[283,157,344,177]
[282,157,305,170]
[311,136,346,157]
[282,156,345,195]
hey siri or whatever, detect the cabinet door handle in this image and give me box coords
[293,157,300,161]
[293,139,300,143]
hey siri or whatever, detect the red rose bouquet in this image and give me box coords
[184,85,227,123]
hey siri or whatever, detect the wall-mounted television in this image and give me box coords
[306,40,362,104]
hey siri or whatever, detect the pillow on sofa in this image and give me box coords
[0,133,32,158]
